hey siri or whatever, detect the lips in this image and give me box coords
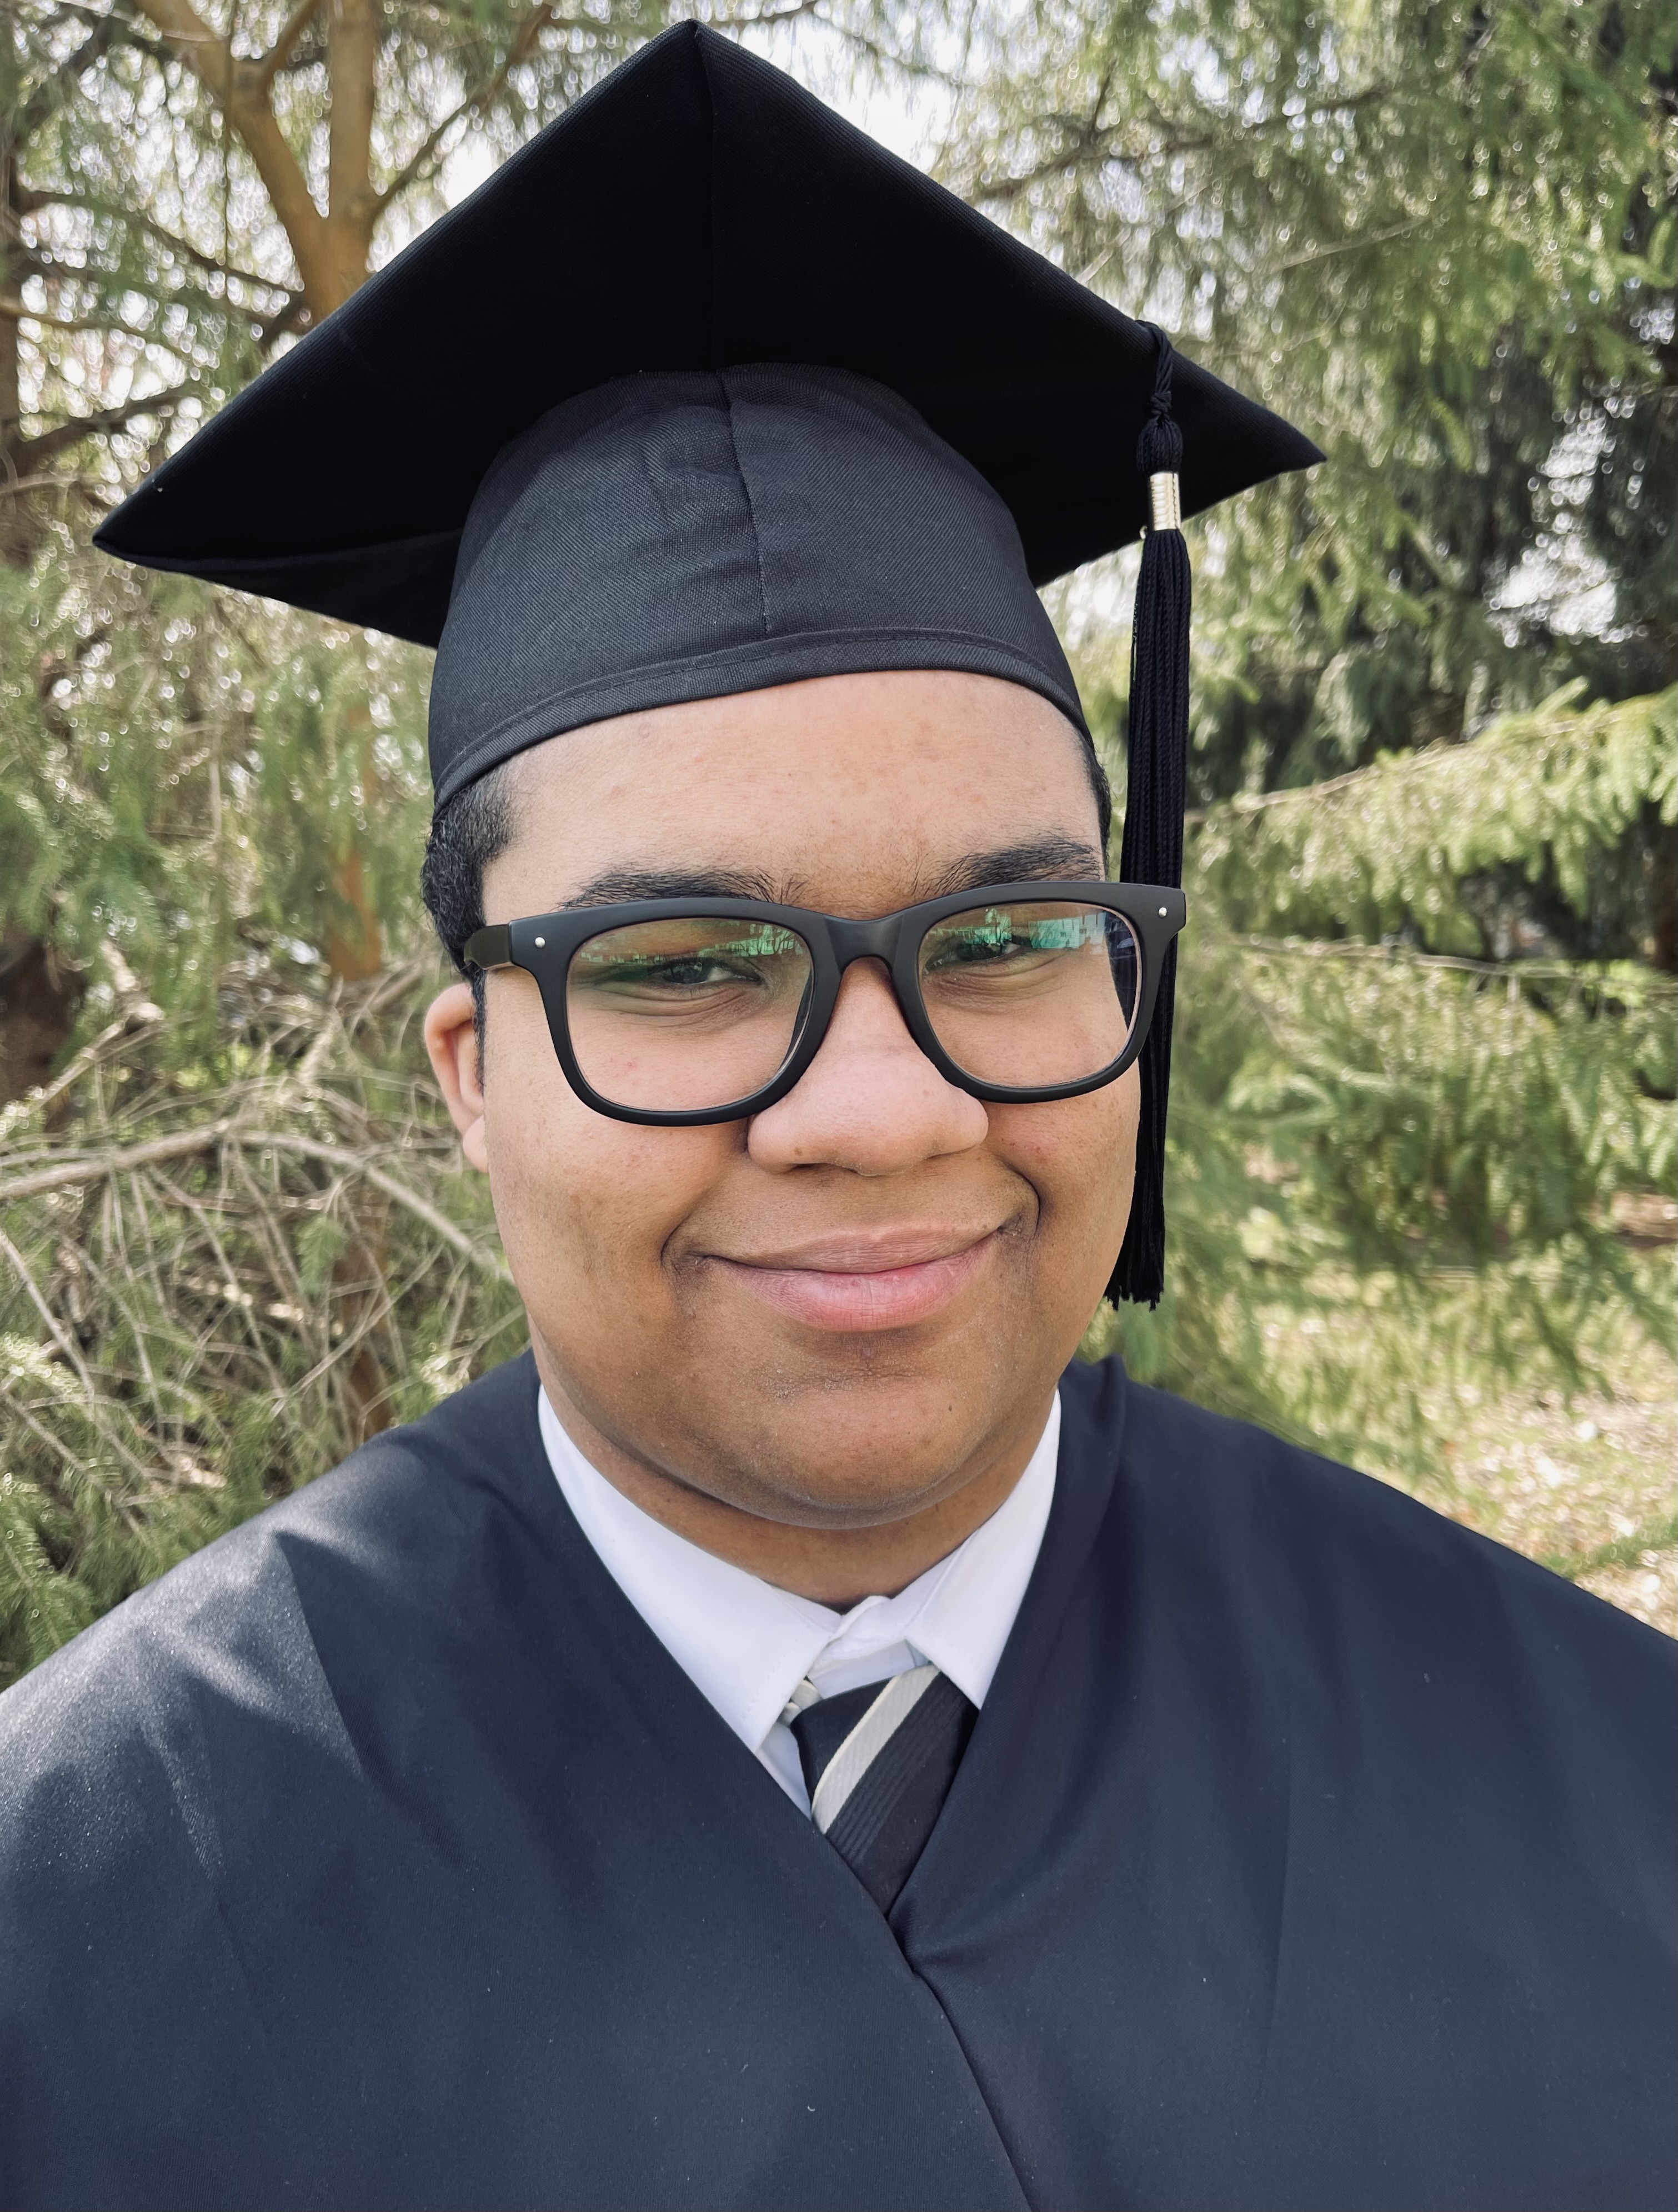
[707,1230,1000,1332]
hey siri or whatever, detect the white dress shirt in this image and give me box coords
[538,1388,1059,1810]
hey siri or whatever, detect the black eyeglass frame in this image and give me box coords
[464,878,1187,1127]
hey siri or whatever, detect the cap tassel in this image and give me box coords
[1109,325,1190,1308]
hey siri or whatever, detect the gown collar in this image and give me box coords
[538,1387,1059,1794]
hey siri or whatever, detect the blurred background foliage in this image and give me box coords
[1,0,1673,1683]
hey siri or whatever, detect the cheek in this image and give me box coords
[991,1070,1133,1283]
[990,1069,1139,1228]
[480,991,735,1302]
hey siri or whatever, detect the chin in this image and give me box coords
[702,1364,1016,1525]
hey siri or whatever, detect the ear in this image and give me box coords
[424,980,489,1172]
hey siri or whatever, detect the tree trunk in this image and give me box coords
[0,927,85,1111]
[317,0,386,979]
[324,848,384,981]
[0,146,42,570]
[126,0,387,976]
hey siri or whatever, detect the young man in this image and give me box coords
[2,27,1671,2212]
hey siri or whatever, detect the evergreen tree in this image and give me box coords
[0,0,805,1055]
[1,0,1672,1681]
[951,0,1677,1474]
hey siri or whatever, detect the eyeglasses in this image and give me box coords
[465,879,1186,1126]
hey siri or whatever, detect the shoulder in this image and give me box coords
[0,1351,545,1807]
[1060,1352,1675,1721]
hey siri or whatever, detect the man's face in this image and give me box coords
[432,670,1137,1542]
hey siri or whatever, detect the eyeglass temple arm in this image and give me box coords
[463,924,513,969]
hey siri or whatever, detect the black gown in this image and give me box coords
[1,1351,1670,2212]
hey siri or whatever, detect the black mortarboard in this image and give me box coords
[95,21,1320,1304]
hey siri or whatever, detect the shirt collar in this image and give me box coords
[538,1389,1059,1762]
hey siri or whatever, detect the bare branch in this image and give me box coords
[8,377,194,467]
[0,1006,163,1137]
[246,1135,508,1275]
[324,0,378,279]
[1,1123,509,1281]
[714,0,826,28]
[1228,935,1678,1001]
[119,0,228,77]
[17,16,126,143]
[1268,216,1429,278]
[2,1119,234,1200]
[0,1226,97,1407]
[256,0,327,86]
[124,0,339,319]
[19,193,298,296]
[0,468,103,498]
[253,292,310,349]
[968,81,1395,206]
[371,0,568,216]
[0,295,196,363]
[750,5,939,85]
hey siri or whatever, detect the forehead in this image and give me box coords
[489,671,1101,911]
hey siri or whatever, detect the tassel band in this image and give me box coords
[1148,472,1182,531]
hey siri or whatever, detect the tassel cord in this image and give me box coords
[1110,326,1192,1308]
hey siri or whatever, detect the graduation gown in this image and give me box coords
[1,1351,1670,2212]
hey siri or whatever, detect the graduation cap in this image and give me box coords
[95,21,1320,1305]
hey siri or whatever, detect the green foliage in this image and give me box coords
[1088,692,1677,1478]
[3,0,686,485]
[953,0,1676,791]
[1191,684,1678,950]
[960,0,1678,1487]
[0,970,523,1689]
[1,1,1674,1671]
[0,531,434,1029]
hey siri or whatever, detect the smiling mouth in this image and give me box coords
[707,1231,1002,1332]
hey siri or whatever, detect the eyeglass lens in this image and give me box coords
[565,917,815,1112]
[918,901,1140,1089]
[563,901,1141,1112]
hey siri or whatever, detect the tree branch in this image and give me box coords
[1,1122,509,1280]
[252,292,310,348]
[246,1132,507,1275]
[18,193,297,295]
[371,0,567,216]
[125,0,339,320]
[256,0,327,86]
[1268,215,1429,277]
[969,80,1396,205]
[17,16,126,142]
[2,1118,237,1199]
[0,1225,98,1407]
[0,295,193,353]
[118,0,227,77]
[324,0,379,292]
[13,378,194,468]
[1228,934,1678,1000]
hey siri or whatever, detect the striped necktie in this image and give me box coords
[787,1663,975,1912]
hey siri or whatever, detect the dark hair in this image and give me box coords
[419,754,520,1040]
[418,720,1113,1037]
[1083,740,1114,850]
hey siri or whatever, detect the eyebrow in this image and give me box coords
[917,837,1106,898]
[557,836,1105,915]
[560,866,796,910]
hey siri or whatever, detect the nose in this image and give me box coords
[746,959,990,1175]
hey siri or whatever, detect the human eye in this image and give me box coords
[597,951,749,994]
[925,907,1083,975]
[569,920,808,1015]
[922,911,1025,972]
[920,904,1108,995]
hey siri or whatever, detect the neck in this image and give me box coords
[530,1339,1051,1607]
